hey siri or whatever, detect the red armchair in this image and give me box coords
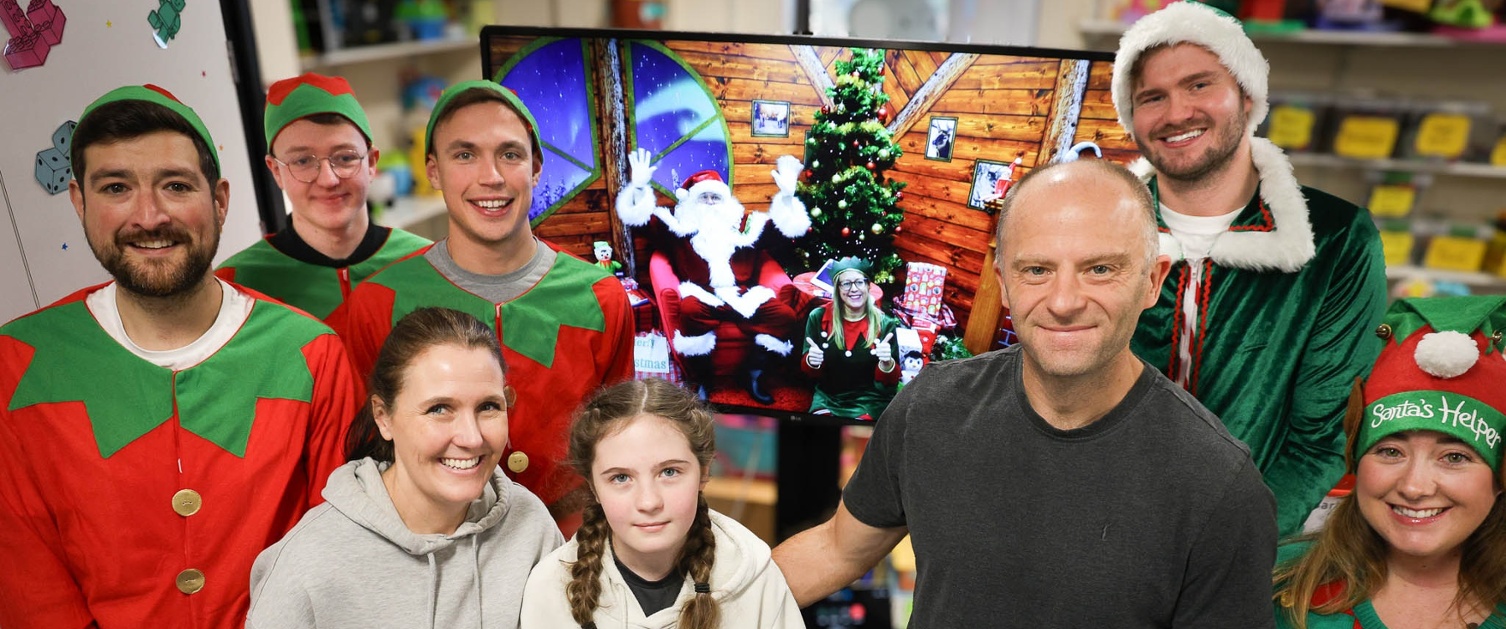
[648,249,805,377]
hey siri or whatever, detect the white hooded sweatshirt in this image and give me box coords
[247,458,563,629]
[519,509,803,628]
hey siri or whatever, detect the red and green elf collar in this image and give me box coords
[1354,296,1506,472]
[424,80,542,162]
[263,72,373,147]
[80,84,219,172]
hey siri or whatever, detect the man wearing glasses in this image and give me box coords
[217,73,429,321]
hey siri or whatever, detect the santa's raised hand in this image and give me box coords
[616,147,660,227]
[628,147,657,188]
[767,154,811,237]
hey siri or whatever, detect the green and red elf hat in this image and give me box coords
[263,72,373,147]
[1345,295,1506,474]
[424,80,542,162]
[79,84,219,172]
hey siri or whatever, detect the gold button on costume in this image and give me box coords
[176,569,204,594]
[172,489,201,516]
[507,451,529,473]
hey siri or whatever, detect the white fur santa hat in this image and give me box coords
[1111,1,1270,139]
[677,169,732,202]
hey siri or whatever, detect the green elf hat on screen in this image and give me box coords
[1346,295,1506,474]
[830,256,875,281]
[424,80,542,164]
[78,84,220,174]
[263,72,373,147]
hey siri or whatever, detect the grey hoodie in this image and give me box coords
[519,510,803,628]
[247,458,563,629]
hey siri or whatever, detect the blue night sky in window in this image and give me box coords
[497,39,598,223]
[628,42,729,193]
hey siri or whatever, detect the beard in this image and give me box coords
[1137,108,1248,184]
[89,225,219,299]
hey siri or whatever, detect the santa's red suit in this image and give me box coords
[617,153,810,399]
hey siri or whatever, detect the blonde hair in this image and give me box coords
[565,379,720,629]
[828,269,882,350]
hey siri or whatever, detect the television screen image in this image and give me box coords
[482,27,1131,425]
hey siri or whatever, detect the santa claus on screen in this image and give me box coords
[616,148,811,402]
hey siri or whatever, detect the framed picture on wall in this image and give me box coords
[925,116,956,162]
[967,159,1013,210]
[751,99,791,137]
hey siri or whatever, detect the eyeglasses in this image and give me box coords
[272,150,368,183]
[838,278,869,290]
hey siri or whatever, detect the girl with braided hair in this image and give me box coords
[520,378,803,628]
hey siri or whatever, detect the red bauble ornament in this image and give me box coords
[895,191,904,201]
[821,105,830,115]
[841,227,851,237]
[866,161,876,170]
[802,169,813,181]
[879,66,886,76]
[895,224,903,234]
[852,140,860,148]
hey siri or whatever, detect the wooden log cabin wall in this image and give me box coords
[486,35,1133,356]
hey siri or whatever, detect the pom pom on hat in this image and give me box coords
[1413,330,1479,379]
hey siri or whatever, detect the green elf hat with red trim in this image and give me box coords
[79,84,219,172]
[263,72,373,147]
[1347,295,1506,473]
[424,80,542,162]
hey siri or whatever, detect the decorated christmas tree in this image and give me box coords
[794,48,906,284]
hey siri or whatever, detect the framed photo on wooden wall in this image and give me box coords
[925,116,956,162]
[968,159,1013,210]
[752,100,791,137]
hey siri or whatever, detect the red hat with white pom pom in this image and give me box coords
[1347,295,1506,473]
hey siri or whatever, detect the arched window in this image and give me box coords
[624,41,732,195]
[494,38,600,225]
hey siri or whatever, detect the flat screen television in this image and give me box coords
[479,26,1130,428]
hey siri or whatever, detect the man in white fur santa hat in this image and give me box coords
[1114,0,1388,537]
[616,147,810,402]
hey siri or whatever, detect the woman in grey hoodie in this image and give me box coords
[247,307,563,628]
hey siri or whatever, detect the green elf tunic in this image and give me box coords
[216,223,430,320]
[333,242,634,515]
[0,283,360,629]
[1130,138,1388,537]
[1274,543,1506,629]
[800,305,901,420]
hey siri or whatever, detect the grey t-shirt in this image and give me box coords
[424,238,554,304]
[843,345,1276,628]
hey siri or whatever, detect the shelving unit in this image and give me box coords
[1078,19,1469,47]
[374,194,448,231]
[299,35,480,71]
[1287,153,1506,179]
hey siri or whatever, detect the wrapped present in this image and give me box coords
[633,331,682,384]
[897,261,946,318]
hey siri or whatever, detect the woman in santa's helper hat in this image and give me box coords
[1273,295,1506,629]
[800,257,902,420]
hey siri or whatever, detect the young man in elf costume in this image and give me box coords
[216,73,429,320]
[0,85,359,629]
[333,81,634,534]
[1114,1,1388,536]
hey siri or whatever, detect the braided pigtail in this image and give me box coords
[566,503,610,626]
[676,495,720,629]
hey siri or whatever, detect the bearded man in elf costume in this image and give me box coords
[801,257,902,420]
[0,85,359,628]
[616,147,811,402]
